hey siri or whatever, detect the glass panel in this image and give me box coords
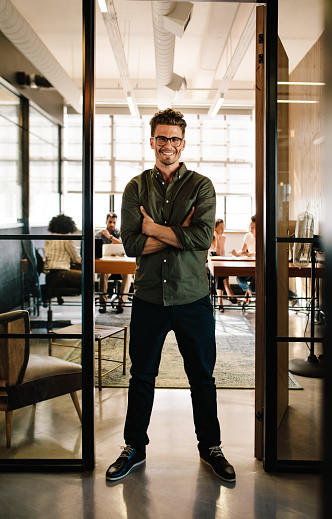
[0,84,21,227]
[277,0,325,462]
[0,1,84,466]
[29,106,60,226]
[0,239,82,459]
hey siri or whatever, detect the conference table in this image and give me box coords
[207,255,324,310]
[207,255,325,279]
[95,256,136,275]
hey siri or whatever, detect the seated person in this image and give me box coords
[232,215,256,305]
[210,219,238,312]
[44,214,82,303]
[95,212,132,314]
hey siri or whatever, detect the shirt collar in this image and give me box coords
[152,163,187,182]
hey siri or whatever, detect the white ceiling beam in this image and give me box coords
[208,5,256,117]
[99,0,139,117]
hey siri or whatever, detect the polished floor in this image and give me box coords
[0,302,323,518]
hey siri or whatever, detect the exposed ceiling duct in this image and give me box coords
[152,1,192,110]
[0,0,81,113]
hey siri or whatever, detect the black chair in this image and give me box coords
[41,270,81,331]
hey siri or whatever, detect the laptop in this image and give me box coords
[102,243,125,257]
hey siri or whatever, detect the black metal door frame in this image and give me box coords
[263,0,323,473]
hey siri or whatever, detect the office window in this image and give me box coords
[29,106,60,226]
[63,112,254,230]
[114,116,143,160]
[226,196,252,230]
[0,83,21,226]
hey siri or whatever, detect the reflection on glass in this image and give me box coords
[0,82,21,226]
[277,0,325,462]
[29,106,60,226]
[0,240,82,458]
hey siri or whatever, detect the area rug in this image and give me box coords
[94,311,302,390]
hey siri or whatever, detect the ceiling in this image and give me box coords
[4,0,325,115]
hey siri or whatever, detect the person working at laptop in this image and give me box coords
[95,212,132,314]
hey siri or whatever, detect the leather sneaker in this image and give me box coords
[106,446,146,482]
[99,305,107,314]
[200,446,236,482]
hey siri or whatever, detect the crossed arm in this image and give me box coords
[140,206,195,255]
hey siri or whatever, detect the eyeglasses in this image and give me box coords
[154,136,183,147]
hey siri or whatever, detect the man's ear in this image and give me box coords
[150,137,155,149]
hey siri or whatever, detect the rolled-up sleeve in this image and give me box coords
[66,240,81,263]
[171,177,216,251]
[121,179,148,257]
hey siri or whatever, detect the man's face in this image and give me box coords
[150,124,185,169]
[106,217,117,234]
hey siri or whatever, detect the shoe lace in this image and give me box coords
[209,446,225,458]
[119,445,135,458]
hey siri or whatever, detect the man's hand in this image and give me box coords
[101,229,112,240]
[140,205,181,249]
[140,206,156,236]
[100,229,122,244]
[182,206,195,227]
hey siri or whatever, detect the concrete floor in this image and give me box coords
[0,302,323,518]
[0,388,322,519]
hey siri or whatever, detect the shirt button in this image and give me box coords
[162,182,165,185]
[166,200,169,203]
[164,259,167,262]
[164,279,167,283]
[164,220,167,224]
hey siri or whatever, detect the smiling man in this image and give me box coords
[105,109,236,484]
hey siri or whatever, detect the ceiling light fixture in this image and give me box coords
[207,6,256,117]
[209,96,225,117]
[97,0,108,13]
[277,81,325,86]
[101,0,139,117]
[126,94,139,118]
[277,100,319,104]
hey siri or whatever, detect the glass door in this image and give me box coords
[264,0,325,471]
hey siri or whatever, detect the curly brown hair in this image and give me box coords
[48,214,77,234]
[150,108,187,137]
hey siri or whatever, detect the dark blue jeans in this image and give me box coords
[124,295,221,454]
[236,276,255,294]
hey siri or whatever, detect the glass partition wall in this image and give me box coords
[265,0,325,471]
[0,0,94,470]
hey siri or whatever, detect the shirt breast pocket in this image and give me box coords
[172,197,197,224]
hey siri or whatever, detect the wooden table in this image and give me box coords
[51,323,127,391]
[208,256,324,311]
[208,256,325,279]
[95,256,136,275]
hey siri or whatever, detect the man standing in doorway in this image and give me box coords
[106,109,235,483]
[95,212,131,313]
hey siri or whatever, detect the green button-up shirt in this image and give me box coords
[121,163,216,306]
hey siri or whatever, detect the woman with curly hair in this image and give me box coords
[44,214,82,300]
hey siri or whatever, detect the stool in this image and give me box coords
[50,323,127,391]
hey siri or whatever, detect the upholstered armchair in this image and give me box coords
[0,310,82,447]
